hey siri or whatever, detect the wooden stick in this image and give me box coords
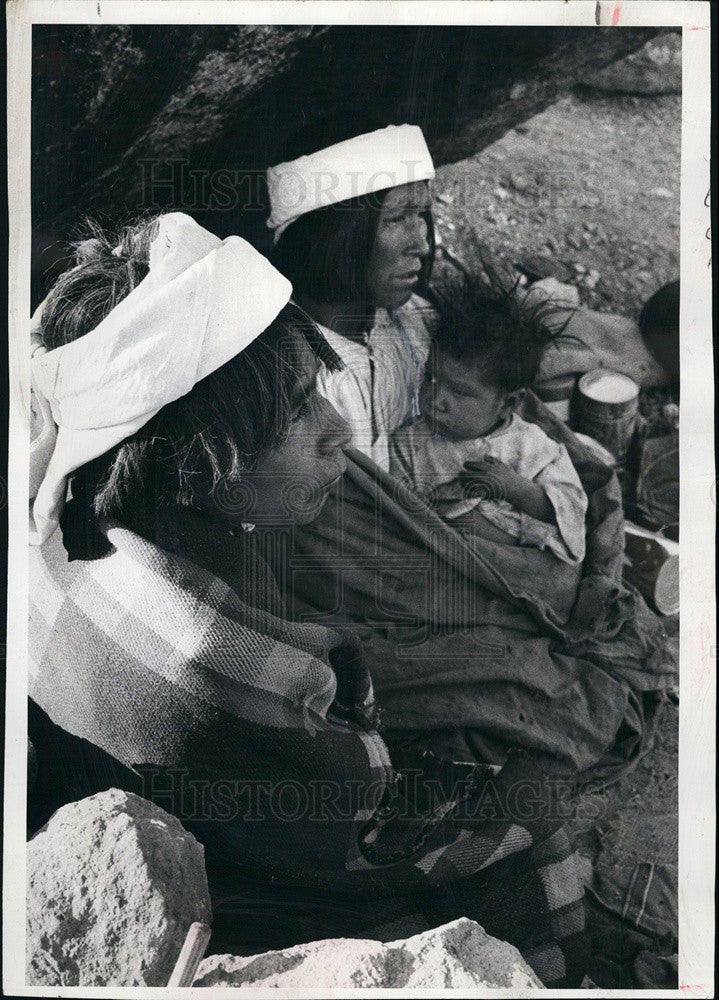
[167,921,212,988]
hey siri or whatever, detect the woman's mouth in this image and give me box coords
[323,456,348,492]
[324,470,345,490]
[426,411,454,436]
[393,271,420,285]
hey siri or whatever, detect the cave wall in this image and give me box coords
[32,24,659,299]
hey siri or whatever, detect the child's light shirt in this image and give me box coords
[389,412,588,564]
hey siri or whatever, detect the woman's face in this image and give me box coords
[366,182,433,312]
[229,339,351,526]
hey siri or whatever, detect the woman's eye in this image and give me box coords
[387,209,416,224]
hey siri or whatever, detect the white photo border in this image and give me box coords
[5,2,714,997]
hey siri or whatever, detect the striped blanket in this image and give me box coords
[29,505,587,985]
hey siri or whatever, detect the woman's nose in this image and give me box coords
[434,385,449,413]
[317,396,352,453]
[405,216,430,258]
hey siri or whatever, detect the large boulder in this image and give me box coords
[32,25,660,302]
[26,788,211,987]
[193,917,543,989]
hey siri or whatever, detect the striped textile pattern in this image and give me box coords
[29,512,587,986]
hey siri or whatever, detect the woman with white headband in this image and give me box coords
[265,124,675,771]
[28,212,586,987]
[267,123,438,472]
[266,124,670,477]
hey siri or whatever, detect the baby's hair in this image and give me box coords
[431,270,572,393]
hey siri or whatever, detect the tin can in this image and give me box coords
[575,369,639,462]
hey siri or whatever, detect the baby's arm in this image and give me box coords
[533,446,588,562]
[461,456,556,524]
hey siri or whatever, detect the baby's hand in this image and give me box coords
[461,458,556,524]
[459,455,556,524]
[460,457,524,505]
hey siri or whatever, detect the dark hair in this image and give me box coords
[271,116,434,309]
[41,218,160,351]
[431,272,566,393]
[41,216,341,523]
[639,280,679,382]
[273,191,435,311]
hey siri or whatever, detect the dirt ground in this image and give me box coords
[433,90,680,318]
[434,84,680,989]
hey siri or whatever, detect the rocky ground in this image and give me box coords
[433,54,680,990]
[432,54,680,318]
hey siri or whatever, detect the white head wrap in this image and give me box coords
[29,212,292,544]
[266,124,435,242]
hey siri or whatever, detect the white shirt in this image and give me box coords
[315,294,437,471]
[389,411,588,564]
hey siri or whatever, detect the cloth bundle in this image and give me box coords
[280,392,677,778]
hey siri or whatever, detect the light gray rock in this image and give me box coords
[194,917,543,989]
[26,788,211,987]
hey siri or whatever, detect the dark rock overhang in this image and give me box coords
[32,24,662,296]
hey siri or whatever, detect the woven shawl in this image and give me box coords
[29,507,587,986]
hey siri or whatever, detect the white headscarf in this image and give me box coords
[29,212,292,544]
[266,124,435,242]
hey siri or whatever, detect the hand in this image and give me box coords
[460,458,556,524]
[459,456,522,505]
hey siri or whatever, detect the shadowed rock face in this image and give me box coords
[32,24,659,296]
[579,32,681,95]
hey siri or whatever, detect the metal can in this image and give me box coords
[575,369,639,462]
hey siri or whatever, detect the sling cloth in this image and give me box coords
[278,392,676,778]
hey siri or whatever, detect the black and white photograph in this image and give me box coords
[4,1,714,995]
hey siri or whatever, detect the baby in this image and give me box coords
[389,274,588,564]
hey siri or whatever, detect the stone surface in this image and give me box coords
[579,32,681,96]
[32,25,659,303]
[26,788,211,987]
[193,917,543,989]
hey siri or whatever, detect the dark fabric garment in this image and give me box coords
[583,895,678,990]
[277,392,676,779]
[590,859,677,941]
[30,507,587,986]
[587,772,677,944]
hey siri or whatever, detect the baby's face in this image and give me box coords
[418,351,508,441]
